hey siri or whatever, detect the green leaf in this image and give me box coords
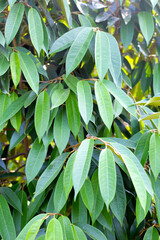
[71,194,87,224]
[73,138,94,199]
[90,169,104,224]
[98,148,116,210]
[77,81,93,125]
[149,133,160,180]
[16,214,47,240]
[8,0,16,6]
[0,53,9,76]
[0,0,8,13]
[95,81,113,130]
[18,51,39,94]
[56,0,72,28]
[59,216,74,240]
[26,218,45,240]
[49,27,84,54]
[110,167,126,225]
[54,107,70,154]
[63,152,76,198]
[95,31,111,81]
[136,192,151,226]
[35,91,50,141]
[120,20,134,49]
[72,225,87,240]
[107,33,122,87]
[103,80,137,118]
[0,187,22,214]
[0,194,16,240]
[0,91,29,126]
[138,12,154,45]
[80,178,94,214]
[151,174,160,225]
[10,92,22,132]
[150,0,158,8]
[5,3,24,45]
[78,223,107,240]
[66,27,94,76]
[51,87,70,109]
[143,226,159,240]
[46,218,63,240]
[153,63,160,95]
[97,206,112,232]
[66,91,81,137]
[26,138,46,184]
[10,52,21,89]
[54,171,67,212]
[34,153,69,198]
[28,8,44,55]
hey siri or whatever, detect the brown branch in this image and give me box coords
[2,153,26,161]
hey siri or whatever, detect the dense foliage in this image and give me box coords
[0,0,160,239]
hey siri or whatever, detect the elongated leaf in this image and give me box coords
[95,81,113,130]
[0,91,29,126]
[98,148,116,210]
[136,192,151,226]
[143,226,159,240]
[49,27,84,54]
[77,81,93,125]
[56,0,72,28]
[153,63,160,95]
[150,0,158,8]
[71,194,87,224]
[78,223,107,240]
[103,80,137,118]
[8,0,16,6]
[54,171,67,212]
[95,31,111,81]
[0,187,22,214]
[0,52,9,77]
[26,219,45,240]
[72,225,87,240]
[97,206,112,232]
[35,91,50,141]
[5,3,24,45]
[149,133,160,180]
[0,194,16,240]
[63,74,78,94]
[51,88,70,109]
[0,0,8,13]
[120,20,134,49]
[26,139,46,184]
[10,52,21,89]
[107,33,122,87]
[18,51,39,94]
[10,92,21,132]
[34,153,69,198]
[28,8,44,55]
[54,107,70,154]
[151,174,160,225]
[59,216,74,240]
[16,214,47,240]
[66,91,80,137]
[46,218,63,240]
[90,170,104,224]
[63,152,76,198]
[80,178,94,214]
[110,167,126,225]
[66,27,94,76]
[138,12,154,45]
[73,138,94,199]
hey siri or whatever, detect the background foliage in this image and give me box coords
[0,0,160,239]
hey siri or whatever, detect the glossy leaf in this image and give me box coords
[34,153,69,198]
[78,223,107,240]
[143,226,159,240]
[73,138,94,199]
[136,192,151,226]
[149,133,160,180]
[150,0,158,8]
[18,51,39,94]
[63,74,78,94]
[80,178,94,214]
[5,3,24,45]
[72,225,87,240]
[153,63,160,95]
[77,81,93,125]
[56,0,72,28]
[54,107,70,154]
[10,52,21,89]
[46,218,63,240]
[35,91,50,141]
[59,216,74,240]
[0,194,16,240]
[98,148,116,210]
[0,53,9,76]
[120,20,134,49]
[26,138,46,184]
[71,194,87,224]
[26,218,45,240]
[138,12,154,45]
[95,81,113,130]
[28,8,44,55]
[66,27,94,76]
[54,171,66,212]
[51,87,70,109]
[10,92,21,132]
[95,31,110,81]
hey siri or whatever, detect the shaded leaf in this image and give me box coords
[80,178,94,214]
[138,12,154,45]
[149,133,160,180]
